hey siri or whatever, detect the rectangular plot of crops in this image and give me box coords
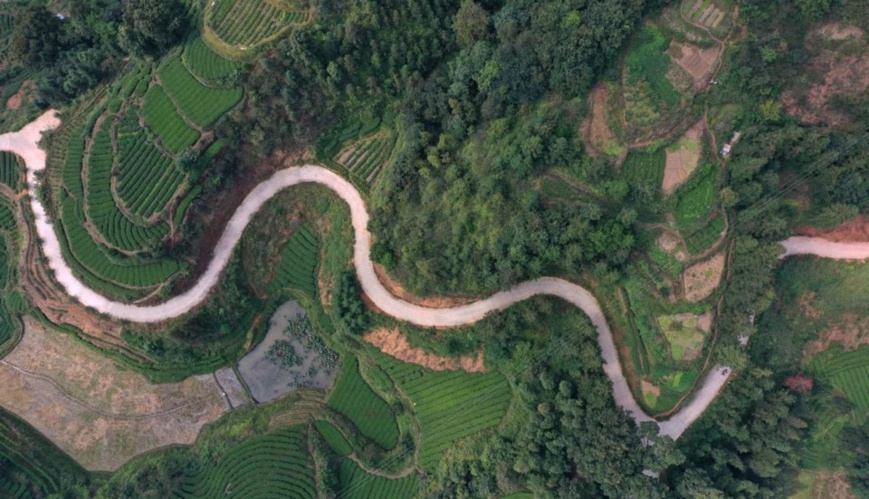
[184,36,242,81]
[0,152,22,190]
[159,57,243,128]
[270,226,319,294]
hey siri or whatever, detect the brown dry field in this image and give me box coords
[667,42,721,89]
[0,318,228,472]
[811,471,854,499]
[364,328,485,373]
[662,121,703,195]
[582,84,616,156]
[805,311,869,359]
[682,252,725,302]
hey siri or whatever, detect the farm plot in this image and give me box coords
[117,104,188,218]
[0,201,15,232]
[207,0,310,50]
[270,225,320,295]
[334,132,397,184]
[623,148,666,198]
[0,151,22,190]
[376,351,512,471]
[813,347,869,413]
[657,311,711,361]
[142,86,200,153]
[158,56,243,128]
[684,213,725,254]
[684,0,732,37]
[86,116,169,252]
[314,420,352,456]
[337,459,419,498]
[675,169,715,228]
[183,35,242,82]
[0,319,227,471]
[178,426,315,498]
[663,121,703,195]
[60,198,181,296]
[327,356,399,450]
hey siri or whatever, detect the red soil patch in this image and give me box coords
[795,215,869,242]
[364,328,485,373]
[5,81,32,111]
[373,264,475,308]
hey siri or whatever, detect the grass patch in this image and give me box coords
[625,25,680,107]
[675,171,715,227]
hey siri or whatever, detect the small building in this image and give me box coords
[721,131,742,158]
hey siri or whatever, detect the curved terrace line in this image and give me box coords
[3,111,863,440]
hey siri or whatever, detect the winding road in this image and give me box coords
[2,111,866,440]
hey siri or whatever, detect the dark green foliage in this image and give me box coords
[334,270,369,335]
[8,7,62,66]
[625,25,680,107]
[120,0,188,56]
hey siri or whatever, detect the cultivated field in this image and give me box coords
[682,252,725,302]
[270,225,320,295]
[178,426,316,498]
[0,319,227,471]
[327,355,400,450]
[205,0,311,57]
[375,350,511,471]
[0,151,21,190]
[338,459,419,498]
[158,56,243,128]
[663,121,703,194]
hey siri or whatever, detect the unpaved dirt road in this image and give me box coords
[4,111,865,440]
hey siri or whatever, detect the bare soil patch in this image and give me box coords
[813,471,855,499]
[6,80,33,111]
[583,84,617,156]
[781,31,869,126]
[657,231,681,253]
[0,318,227,471]
[805,313,869,359]
[667,42,721,89]
[682,252,725,302]
[373,263,475,308]
[364,328,485,373]
[795,215,869,242]
[663,120,703,194]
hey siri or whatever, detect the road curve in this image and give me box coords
[8,111,863,440]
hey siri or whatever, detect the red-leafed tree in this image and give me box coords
[784,376,814,393]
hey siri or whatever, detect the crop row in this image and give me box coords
[177,426,315,498]
[830,364,869,413]
[86,120,168,252]
[328,356,400,450]
[0,426,59,496]
[116,128,186,219]
[0,199,15,232]
[61,198,180,292]
[337,459,419,499]
[142,86,200,154]
[183,36,241,82]
[270,226,319,294]
[209,0,306,47]
[159,56,243,128]
[314,420,352,456]
[60,110,102,199]
[377,353,511,471]
[338,133,396,183]
[0,152,21,190]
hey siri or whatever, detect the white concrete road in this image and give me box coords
[4,111,866,439]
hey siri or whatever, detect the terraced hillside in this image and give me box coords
[204,0,311,58]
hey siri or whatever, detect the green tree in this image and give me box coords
[9,7,63,66]
[119,0,187,55]
[453,1,490,48]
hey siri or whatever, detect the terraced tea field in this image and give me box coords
[314,420,352,456]
[142,86,200,153]
[328,356,399,450]
[376,351,512,471]
[183,36,243,82]
[0,152,21,190]
[335,132,397,184]
[206,0,310,51]
[270,225,320,295]
[158,56,243,128]
[178,426,315,498]
[338,459,419,498]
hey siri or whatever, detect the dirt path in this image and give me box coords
[7,112,861,443]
